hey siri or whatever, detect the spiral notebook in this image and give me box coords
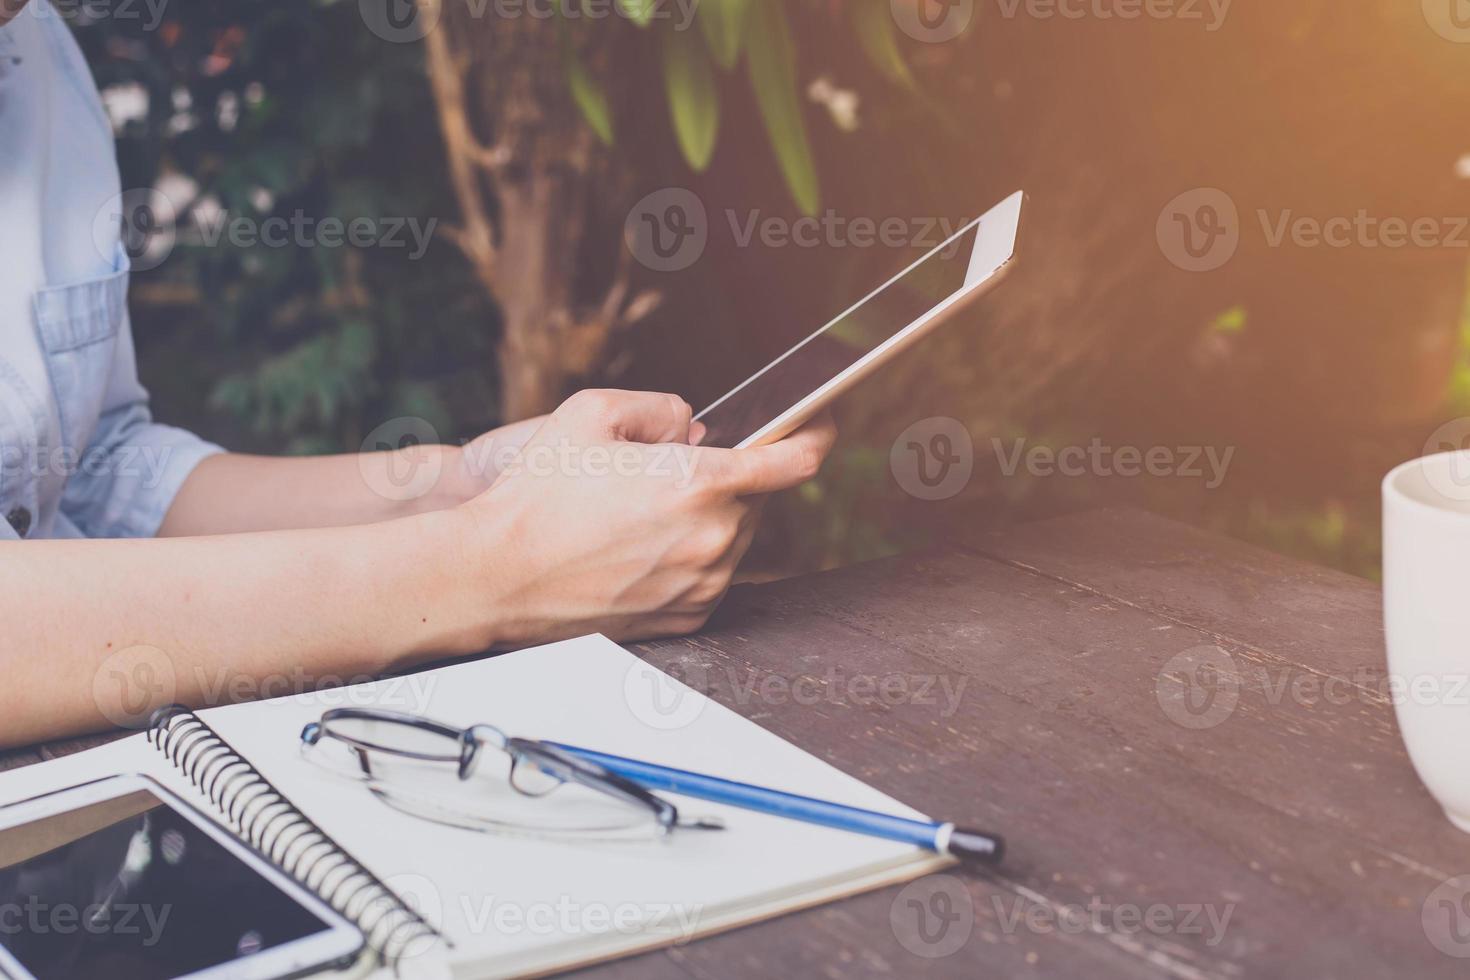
[0,635,951,978]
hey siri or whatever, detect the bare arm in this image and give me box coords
[157,415,547,536]
[3,509,476,746]
[2,392,833,748]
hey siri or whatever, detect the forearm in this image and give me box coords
[0,510,485,747]
[158,447,478,536]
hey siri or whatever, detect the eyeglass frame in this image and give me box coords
[299,706,683,836]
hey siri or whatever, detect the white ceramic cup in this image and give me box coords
[1383,450,1470,833]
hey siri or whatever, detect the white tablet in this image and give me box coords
[694,190,1025,449]
[0,774,364,980]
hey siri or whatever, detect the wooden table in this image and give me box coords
[6,508,1467,978]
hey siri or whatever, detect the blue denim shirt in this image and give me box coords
[0,6,221,541]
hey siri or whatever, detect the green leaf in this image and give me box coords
[854,0,914,87]
[745,0,820,215]
[561,31,614,145]
[1211,305,1248,334]
[699,0,750,70]
[616,0,656,27]
[661,27,720,171]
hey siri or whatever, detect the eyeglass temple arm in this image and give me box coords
[518,741,681,829]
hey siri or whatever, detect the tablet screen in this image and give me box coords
[0,788,335,979]
[694,223,982,449]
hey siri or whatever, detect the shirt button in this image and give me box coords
[6,506,31,538]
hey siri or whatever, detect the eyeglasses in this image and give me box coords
[299,708,722,842]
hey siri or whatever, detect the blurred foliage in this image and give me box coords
[61,1,1469,582]
[74,0,496,454]
[1445,263,1470,417]
[73,0,921,456]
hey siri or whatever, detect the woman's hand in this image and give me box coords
[453,389,835,647]
[445,414,549,500]
[0,389,830,744]
[160,414,553,536]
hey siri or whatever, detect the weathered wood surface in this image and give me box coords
[5,508,1464,979]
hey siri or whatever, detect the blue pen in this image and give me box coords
[547,742,1004,865]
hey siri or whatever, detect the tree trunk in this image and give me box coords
[417,1,650,421]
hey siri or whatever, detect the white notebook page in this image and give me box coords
[0,635,949,978]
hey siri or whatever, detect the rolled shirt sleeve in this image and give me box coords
[57,304,222,539]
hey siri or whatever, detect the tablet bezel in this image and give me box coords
[0,773,366,980]
[695,190,1025,450]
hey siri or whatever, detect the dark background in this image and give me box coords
[63,0,1470,578]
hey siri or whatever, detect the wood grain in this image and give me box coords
[4,508,1462,979]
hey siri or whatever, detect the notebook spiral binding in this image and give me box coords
[147,705,445,973]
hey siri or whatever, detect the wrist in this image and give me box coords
[429,443,494,511]
[372,507,506,665]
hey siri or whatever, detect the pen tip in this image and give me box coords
[685,816,726,831]
[949,828,1004,865]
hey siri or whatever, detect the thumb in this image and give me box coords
[697,413,837,496]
